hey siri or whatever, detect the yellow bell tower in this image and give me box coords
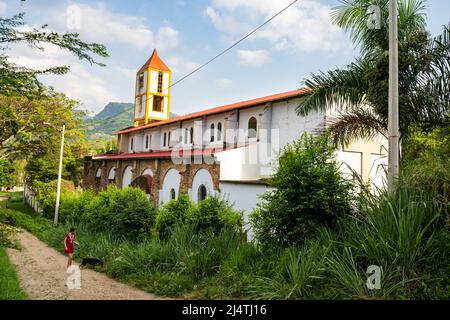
[133,48,172,126]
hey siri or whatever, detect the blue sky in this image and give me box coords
[2,0,449,116]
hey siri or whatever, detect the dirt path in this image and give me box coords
[6,230,167,300]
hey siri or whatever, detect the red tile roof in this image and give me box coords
[138,48,171,73]
[116,88,309,135]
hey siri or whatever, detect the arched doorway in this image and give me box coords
[190,169,214,203]
[160,168,181,204]
[131,174,153,199]
[122,166,133,188]
[197,184,207,202]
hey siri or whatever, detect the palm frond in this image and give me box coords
[297,59,368,116]
[332,0,427,53]
[327,108,388,148]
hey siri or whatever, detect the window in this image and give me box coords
[198,184,207,202]
[130,138,134,151]
[163,133,167,147]
[248,117,257,139]
[168,131,171,147]
[138,96,143,113]
[149,135,152,149]
[138,74,144,91]
[184,128,188,144]
[190,128,194,144]
[170,188,176,200]
[210,123,215,142]
[145,135,149,149]
[153,95,163,112]
[157,72,163,93]
[217,122,222,141]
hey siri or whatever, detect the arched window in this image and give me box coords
[217,122,222,141]
[190,128,194,144]
[170,188,176,200]
[168,131,171,147]
[145,135,149,149]
[157,72,163,93]
[248,117,257,139]
[130,138,134,151]
[198,184,207,202]
[95,168,102,179]
[210,123,215,142]
[184,128,188,144]
[163,132,167,147]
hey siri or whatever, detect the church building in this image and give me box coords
[83,49,388,230]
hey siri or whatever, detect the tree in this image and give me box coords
[297,0,449,147]
[0,90,85,161]
[0,12,108,96]
[250,133,354,247]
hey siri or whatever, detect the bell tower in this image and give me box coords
[133,48,172,126]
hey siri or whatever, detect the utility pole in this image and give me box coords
[388,0,399,194]
[54,124,65,226]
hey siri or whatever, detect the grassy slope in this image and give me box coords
[0,193,28,300]
[0,248,28,300]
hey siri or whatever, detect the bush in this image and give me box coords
[250,132,354,247]
[191,194,243,234]
[34,179,75,218]
[59,185,156,239]
[155,194,194,239]
[109,187,156,239]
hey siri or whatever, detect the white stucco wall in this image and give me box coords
[122,166,133,188]
[219,182,270,241]
[142,168,153,176]
[190,169,215,203]
[159,168,181,204]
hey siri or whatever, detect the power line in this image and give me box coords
[171,0,299,88]
[139,0,299,108]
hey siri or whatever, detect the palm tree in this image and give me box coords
[297,0,449,147]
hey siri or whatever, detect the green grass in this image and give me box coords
[0,247,28,300]
[1,190,449,300]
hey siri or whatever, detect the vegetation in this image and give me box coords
[298,0,449,147]
[2,130,448,299]
[0,12,107,97]
[0,248,28,300]
[250,133,354,247]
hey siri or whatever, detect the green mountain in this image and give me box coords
[83,102,178,141]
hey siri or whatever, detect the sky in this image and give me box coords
[1,0,449,116]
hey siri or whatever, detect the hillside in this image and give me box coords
[83,102,178,141]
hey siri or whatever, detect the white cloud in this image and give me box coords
[205,0,348,52]
[3,3,197,113]
[216,78,233,88]
[0,1,7,15]
[23,2,179,52]
[238,49,270,67]
[167,56,201,76]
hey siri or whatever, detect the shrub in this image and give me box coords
[59,190,95,222]
[250,132,354,247]
[155,194,194,239]
[59,186,156,239]
[191,194,243,234]
[34,179,75,218]
[109,187,156,239]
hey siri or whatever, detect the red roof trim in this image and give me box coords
[92,147,227,161]
[115,88,309,135]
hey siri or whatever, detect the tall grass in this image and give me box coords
[0,248,28,300]
[248,241,329,299]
